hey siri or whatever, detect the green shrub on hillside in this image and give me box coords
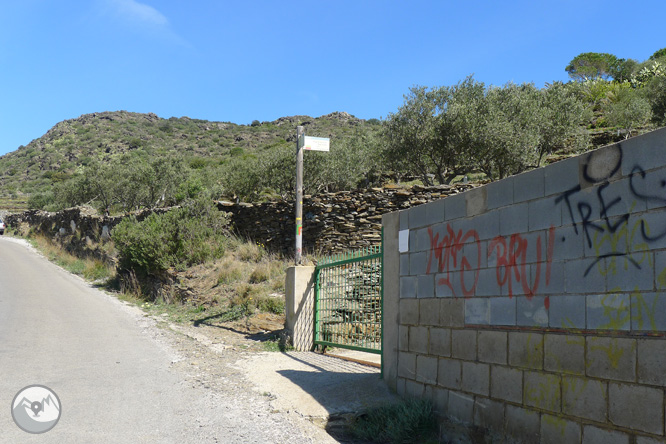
[112,198,229,275]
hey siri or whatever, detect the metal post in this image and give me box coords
[295,126,304,264]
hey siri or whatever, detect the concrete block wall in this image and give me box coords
[382,128,666,443]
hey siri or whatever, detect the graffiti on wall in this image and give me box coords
[422,142,666,331]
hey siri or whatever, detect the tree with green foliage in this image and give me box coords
[382,79,485,185]
[566,52,622,80]
[603,85,652,138]
[650,47,666,60]
[645,76,666,125]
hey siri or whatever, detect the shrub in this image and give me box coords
[112,198,229,275]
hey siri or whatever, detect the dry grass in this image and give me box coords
[28,235,116,282]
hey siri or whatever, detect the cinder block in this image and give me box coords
[399,298,419,324]
[545,156,580,196]
[400,276,417,299]
[448,390,474,423]
[620,127,666,177]
[399,210,409,231]
[438,358,462,390]
[606,256,654,292]
[491,365,522,404]
[425,198,446,226]
[586,337,636,382]
[551,225,585,262]
[609,382,664,435]
[399,325,409,351]
[452,329,477,361]
[489,296,517,326]
[581,143,623,186]
[549,295,586,329]
[528,197,562,231]
[398,352,417,379]
[638,338,666,385]
[544,334,585,375]
[540,414,581,444]
[517,295,549,327]
[509,332,543,370]
[586,294,631,330]
[419,298,440,326]
[514,168,545,203]
[440,299,465,327]
[405,379,425,398]
[471,210,500,241]
[475,268,501,297]
[505,405,540,444]
[396,377,406,397]
[636,436,666,444]
[657,251,666,291]
[499,202,529,236]
[408,203,428,229]
[435,272,458,297]
[474,397,505,432]
[629,161,666,212]
[582,426,629,444]
[565,258,607,293]
[413,227,432,252]
[562,376,607,422]
[462,362,490,396]
[537,260,565,295]
[417,274,435,298]
[465,298,490,325]
[632,293,666,331]
[601,177,647,218]
[628,212,666,251]
[429,327,451,357]
[400,253,410,276]
[408,326,429,354]
[524,371,561,413]
[478,331,507,365]
[445,194,466,221]
[410,252,428,276]
[486,177,514,210]
[465,186,487,217]
[416,355,438,385]
[432,386,449,415]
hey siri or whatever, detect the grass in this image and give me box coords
[349,399,438,444]
[27,234,116,283]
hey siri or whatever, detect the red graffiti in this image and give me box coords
[487,226,556,303]
[427,225,481,297]
[427,224,556,307]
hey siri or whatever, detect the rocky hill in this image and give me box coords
[0,110,378,205]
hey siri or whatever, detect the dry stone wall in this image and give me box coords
[382,127,666,443]
[219,183,475,256]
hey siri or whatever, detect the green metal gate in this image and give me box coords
[314,243,383,354]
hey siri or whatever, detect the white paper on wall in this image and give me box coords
[399,229,409,253]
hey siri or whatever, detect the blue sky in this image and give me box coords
[1,0,664,156]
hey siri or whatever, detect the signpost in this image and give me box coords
[295,127,330,264]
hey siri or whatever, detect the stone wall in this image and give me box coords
[382,128,666,443]
[219,183,475,256]
[4,207,168,265]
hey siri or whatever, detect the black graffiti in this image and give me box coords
[555,144,666,278]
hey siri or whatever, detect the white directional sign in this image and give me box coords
[300,135,330,151]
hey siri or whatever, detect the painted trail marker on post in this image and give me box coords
[295,128,330,264]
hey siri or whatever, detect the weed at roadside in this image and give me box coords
[349,399,438,444]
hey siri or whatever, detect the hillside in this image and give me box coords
[0,110,378,207]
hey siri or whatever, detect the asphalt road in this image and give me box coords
[0,238,326,443]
